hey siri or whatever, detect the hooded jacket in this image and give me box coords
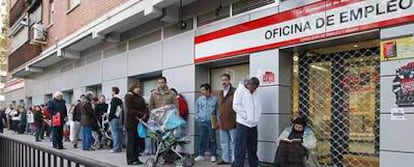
[232,82,262,128]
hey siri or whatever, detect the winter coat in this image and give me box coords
[217,86,237,130]
[124,92,148,130]
[47,99,67,127]
[149,87,177,110]
[233,82,262,128]
[80,101,95,127]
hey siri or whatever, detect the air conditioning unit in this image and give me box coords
[31,23,47,45]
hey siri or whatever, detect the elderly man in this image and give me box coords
[47,91,67,149]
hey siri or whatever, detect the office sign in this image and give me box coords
[195,0,414,62]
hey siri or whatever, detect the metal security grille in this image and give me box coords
[293,46,380,167]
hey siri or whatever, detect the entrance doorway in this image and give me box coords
[292,40,380,167]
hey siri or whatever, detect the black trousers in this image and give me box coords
[126,129,142,164]
[52,126,64,148]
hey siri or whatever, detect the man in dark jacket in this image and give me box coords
[47,91,67,149]
[80,92,96,151]
[125,82,148,165]
[0,109,7,133]
[109,87,123,153]
[217,74,238,165]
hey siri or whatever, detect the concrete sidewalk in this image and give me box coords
[2,130,232,167]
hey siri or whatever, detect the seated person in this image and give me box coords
[274,117,317,167]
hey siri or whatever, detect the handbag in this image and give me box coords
[52,113,61,127]
[137,122,147,138]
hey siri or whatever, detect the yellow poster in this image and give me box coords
[381,36,414,61]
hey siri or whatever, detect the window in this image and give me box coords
[48,1,55,26]
[67,0,80,11]
[197,4,230,27]
[232,0,276,16]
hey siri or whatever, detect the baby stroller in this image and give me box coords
[142,105,194,167]
[97,116,113,148]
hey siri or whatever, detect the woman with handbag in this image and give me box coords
[47,91,68,149]
[124,82,148,165]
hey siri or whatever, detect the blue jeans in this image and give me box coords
[233,124,258,167]
[144,138,154,154]
[82,126,93,150]
[110,119,122,151]
[197,121,217,157]
[220,128,236,162]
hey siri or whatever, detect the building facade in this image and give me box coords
[5,0,414,166]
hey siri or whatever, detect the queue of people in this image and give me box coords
[0,74,317,167]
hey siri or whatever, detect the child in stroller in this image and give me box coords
[141,104,194,167]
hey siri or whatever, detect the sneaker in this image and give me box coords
[194,156,205,161]
[109,149,121,153]
[211,156,217,162]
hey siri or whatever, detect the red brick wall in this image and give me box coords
[7,0,129,72]
[8,41,42,72]
[43,0,128,48]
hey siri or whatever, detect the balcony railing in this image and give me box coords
[9,0,27,27]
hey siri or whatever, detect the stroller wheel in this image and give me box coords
[145,158,157,167]
[158,156,166,165]
[175,160,184,167]
[183,155,195,167]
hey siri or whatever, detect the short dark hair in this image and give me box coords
[80,94,85,98]
[249,77,260,86]
[158,76,167,83]
[220,74,231,80]
[112,87,120,95]
[200,83,211,92]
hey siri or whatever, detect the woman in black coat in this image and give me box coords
[124,82,148,165]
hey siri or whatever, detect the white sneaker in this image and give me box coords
[194,156,205,161]
[211,156,217,162]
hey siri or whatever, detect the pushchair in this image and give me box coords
[141,105,194,167]
[96,116,112,148]
[101,116,113,148]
